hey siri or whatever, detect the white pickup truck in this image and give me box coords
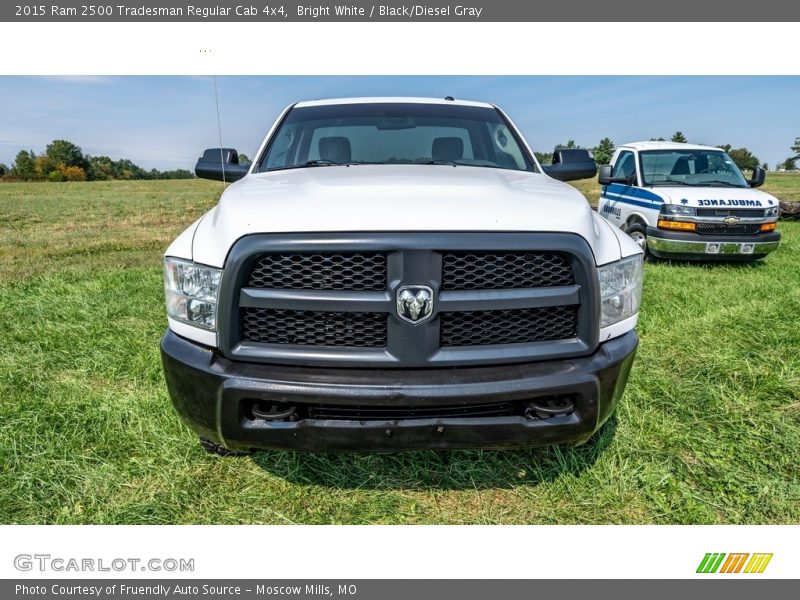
[597,141,781,260]
[160,97,643,454]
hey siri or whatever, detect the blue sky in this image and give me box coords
[1,76,798,170]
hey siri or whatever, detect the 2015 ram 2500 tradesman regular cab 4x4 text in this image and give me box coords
[160,97,643,453]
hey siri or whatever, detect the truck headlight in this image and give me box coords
[765,206,779,218]
[164,257,222,330]
[598,255,643,328]
[661,204,696,216]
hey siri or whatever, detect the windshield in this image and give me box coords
[256,103,535,173]
[640,149,749,187]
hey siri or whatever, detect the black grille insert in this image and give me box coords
[695,208,765,218]
[441,252,574,290]
[440,306,578,347]
[247,252,387,291]
[307,401,517,421]
[695,223,762,236]
[244,396,578,422]
[241,308,388,347]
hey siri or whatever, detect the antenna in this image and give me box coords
[212,75,226,184]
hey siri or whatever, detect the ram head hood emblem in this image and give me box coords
[396,286,434,325]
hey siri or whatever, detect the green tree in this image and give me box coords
[238,153,251,165]
[157,169,193,179]
[11,150,37,180]
[591,138,615,165]
[555,140,579,149]
[717,144,732,153]
[113,158,146,180]
[781,157,797,171]
[761,162,768,171]
[45,139,89,171]
[649,137,666,141]
[671,131,687,143]
[791,137,800,156]
[0,164,7,177]
[534,151,552,165]
[727,148,760,172]
[87,155,116,180]
[59,164,87,181]
[34,155,60,180]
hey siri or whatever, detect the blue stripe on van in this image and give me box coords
[605,183,663,202]
[601,195,661,210]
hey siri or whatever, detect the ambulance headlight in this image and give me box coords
[598,255,644,328]
[765,206,779,218]
[661,204,696,216]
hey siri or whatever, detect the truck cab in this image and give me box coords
[597,142,781,260]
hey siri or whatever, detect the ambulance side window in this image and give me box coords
[612,151,636,183]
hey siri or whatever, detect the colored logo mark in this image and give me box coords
[696,553,773,574]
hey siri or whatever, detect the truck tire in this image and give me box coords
[626,223,650,259]
[199,437,250,457]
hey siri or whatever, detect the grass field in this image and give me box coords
[1,178,799,524]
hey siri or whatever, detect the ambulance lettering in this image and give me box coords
[696,199,763,207]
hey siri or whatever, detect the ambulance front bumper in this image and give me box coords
[646,227,780,260]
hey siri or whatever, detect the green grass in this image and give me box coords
[1,179,799,524]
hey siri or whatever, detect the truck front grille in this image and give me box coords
[241,308,388,347]
[247,252,387,291]
[226,234,597,368]
[695,208,765,218]
[695,223,762,236]
[440,306,578,347]
[442,252,574,290]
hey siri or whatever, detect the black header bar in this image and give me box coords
[5,1,800,21]
[4,579,799,600]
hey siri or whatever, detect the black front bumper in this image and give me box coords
[161,329,638,452]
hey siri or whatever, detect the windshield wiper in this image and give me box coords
[266,159,362,172]
[415,159,507,170]
[693,180,747,188]
[265,159,341,172]
[648,178,703,187]
[416,159,467,166]
[302,159,341,167]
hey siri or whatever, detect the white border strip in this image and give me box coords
[0,22,797,75]
[1,525,796,579]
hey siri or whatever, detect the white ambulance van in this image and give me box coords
[597,141,781,260]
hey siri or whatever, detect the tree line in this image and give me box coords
[0,139,196,182]
[535,133,800,172]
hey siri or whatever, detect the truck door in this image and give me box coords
[600,150,638,225]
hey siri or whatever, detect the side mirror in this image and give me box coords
[542,148,597,182]
[748,166,765,188]
[598,164,635,186]
[195,148,249,182]
[598,165,614,185]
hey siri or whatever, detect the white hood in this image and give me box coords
[188,165,628,267]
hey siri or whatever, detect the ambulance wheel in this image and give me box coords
[627,223,650,258]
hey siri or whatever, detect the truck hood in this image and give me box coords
[190,165,625,267]
[645,185,779,208]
